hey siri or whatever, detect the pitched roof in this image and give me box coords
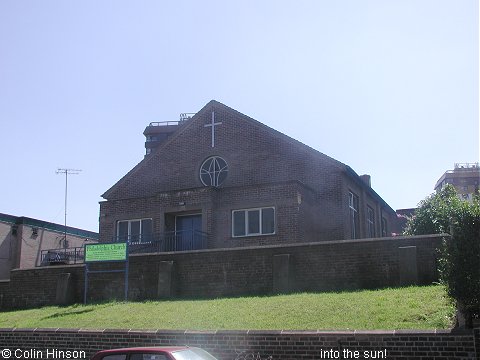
[102,100,345,199]
[344,166,396,214]
[101,99,392,213]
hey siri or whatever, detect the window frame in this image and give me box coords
[367,206,375,238]
[199,156,229,187]
[349,191,360,239]
[231,207,275,238]
[116,218,153,243]
[381,217,388,237]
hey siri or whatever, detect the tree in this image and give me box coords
[404,184,480,328]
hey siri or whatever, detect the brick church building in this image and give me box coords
[99,100,397,251]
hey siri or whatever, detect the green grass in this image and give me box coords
[0,285,454,330]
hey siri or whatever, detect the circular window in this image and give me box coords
[200,156,228,187]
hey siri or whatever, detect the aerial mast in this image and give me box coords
[56,168,81,248]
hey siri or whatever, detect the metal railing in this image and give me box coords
[454,162,479,169]
[38,230,208,266]
[148,121,182,127]
[148,114,196,127]
[115,230,209,254]
[179,113,195,121]
[40,247,85,266]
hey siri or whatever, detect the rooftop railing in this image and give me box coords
[148,121,182,127]
[454,162,479,170]
[148,113,196,127]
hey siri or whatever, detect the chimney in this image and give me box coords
[360,174,371,187]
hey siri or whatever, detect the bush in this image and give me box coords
[404,185,480,327]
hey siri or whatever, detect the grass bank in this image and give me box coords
[0,285,454,330]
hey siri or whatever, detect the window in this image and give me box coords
[172,348,218,360]
[200,156,228,187]
[349,192,359,239]
[146,135,159,142]
[101,355,126,360]
[130,354,167,360]
[117,218,153,243]
[367,206,375,238]
[232,207,275,237]
[381,217,388,237]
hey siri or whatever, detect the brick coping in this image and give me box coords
[0,327,474,336]
[129,233,447,258]
[9,234,447,272]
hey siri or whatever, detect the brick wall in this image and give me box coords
[0,235,443,308]
[100,181,348,248]
[0,328,477,359]
[101,101,397,248]
[0,265,84,309]
[103,101,346,202]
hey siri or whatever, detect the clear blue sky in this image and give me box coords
[0,1,478,232]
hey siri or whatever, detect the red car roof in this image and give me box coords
[91,346,193,360]
[95,347,190,353]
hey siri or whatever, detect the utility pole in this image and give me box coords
[56,168,81,248]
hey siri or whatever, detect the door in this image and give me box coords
[175,214,203,250]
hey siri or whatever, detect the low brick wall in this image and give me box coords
[0,328,478,359]
[0,235,444,308]
[0,265,85,309]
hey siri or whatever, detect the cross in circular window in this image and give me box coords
[200,156,228,187]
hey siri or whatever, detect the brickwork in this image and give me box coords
[100,101,398,248]
[0,265,84,309]
[103,102,345,201]
[100,181,350,247]
[0,328,477,360]
[0,235,444,308]
[475,328,480,357]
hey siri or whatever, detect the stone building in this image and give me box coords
[434,162,480,202]
[99,100,397,251]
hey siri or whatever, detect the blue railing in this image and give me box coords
[115,230,209,254]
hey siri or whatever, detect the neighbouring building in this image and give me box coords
[434,162,480,202]
[395,208,416,234]
[392,163,480,234]
[0,213,98,279]
[99,100,397,251]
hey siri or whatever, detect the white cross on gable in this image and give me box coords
[204,111,222,148]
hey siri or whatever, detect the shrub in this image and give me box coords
[404,185,480,327]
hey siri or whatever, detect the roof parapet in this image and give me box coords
[454,162,479,171]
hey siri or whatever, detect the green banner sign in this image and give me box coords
[85,242,127,262]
